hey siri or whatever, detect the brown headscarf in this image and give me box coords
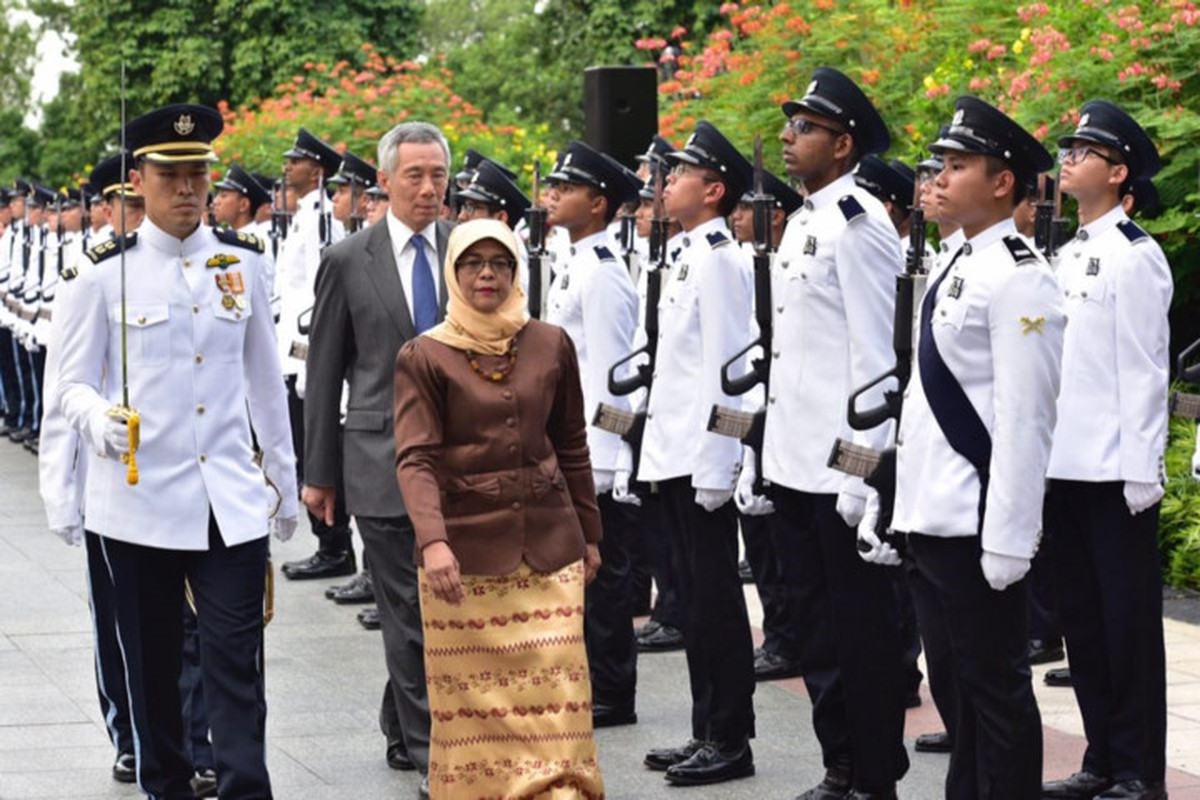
[423,219,529,355]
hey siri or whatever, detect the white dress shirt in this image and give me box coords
[385,210,442,324]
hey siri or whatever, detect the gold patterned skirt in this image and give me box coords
[419,559,605,800]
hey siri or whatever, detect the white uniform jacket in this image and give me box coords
[638,217,751,491]
[56,219,298,550]
[0,222,14,329]
[762,173,900,494]
[275,188,344,376]
[545,229,638,477]
[1047,205,1171,483]
[893,219,1064,559]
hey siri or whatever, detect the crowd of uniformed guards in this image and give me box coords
[0,62,1183,800]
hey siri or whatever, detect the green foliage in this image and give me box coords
[0,4,37,110]
[0,110,41,185]
[1161,411,1200,590]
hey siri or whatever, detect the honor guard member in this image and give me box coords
[744,67,910,799]
[637,121,757,786]
[542,141,642,728]
[0,184,20,436]
[365,183,389,227]
[1041,102,1170,800]
[328,151,376,234]
[726,169,810,682]
[251,173,277,237]
[213,164,272,236]
[0,188,10,422]
[13,184,56,446]
[276,127,356,581]
[455,160,529,228]
[891,96,1064,799]
[55,103,298,799]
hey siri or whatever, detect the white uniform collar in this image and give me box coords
[680,215,729,248]
[1075,203,1127,242]
[962,217,1017,256]
[568,229,609,256]
[802,172,858,213]
[941,228,966,254]
[297,187,322,211]
[137,216,211,258]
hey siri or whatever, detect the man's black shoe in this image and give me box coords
[112,752,136,783]
[738,559,754,583]
[754,650,803,681]
[1041,770,1113,798]
[1044,666,1072,687]
[644,739,705,771]
[1028,638,1066,665]
[914,731,952,753]
[846,791,897,800]
[192,768,218,798]
[23,436,38,454]
[418,774,430,799]
[281,549,357,580]
[330,570,375,604]
[592,702,637,728]
[358,606,381,630]
[795,766,852,799]
[1096,780,1166,799]
[638,623,684,652]
[7,426,31,443]
[636,619,662,638]
[664,741,754,786]
[386,738,416,771]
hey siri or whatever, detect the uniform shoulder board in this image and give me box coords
[1117,219,1149,244]
[1002,235,1039,266]
[84,233,138,265]
[213,227,265,253]
[706,230,730,249]
[593,245,617,262]
[61,265,79,282]
[837,195,866,223]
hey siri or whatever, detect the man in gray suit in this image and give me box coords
[302,121,453,796]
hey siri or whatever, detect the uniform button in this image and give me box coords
[502,390,513,400]
[769,396,776,404]
[511,501,522,511]
[940,309,947,317]
[193,305,200,314]
[652,371,658,380]
[235,312,242,319]
[896,437,904,447]
[776,305,784,313]
[773,350,781,358]
[505,417,515,427]
[1081,291,1088,298]
[136,315,146,325]
[647,412,654,419]
[199,454,207,463]
[508,444,517,454]
[800,272,807,280]
[196,404,205,415]
[183,258,192,268]
[508,471,518,481]
[195,354,203,364]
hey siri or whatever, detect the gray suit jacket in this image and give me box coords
[304,218,453,517]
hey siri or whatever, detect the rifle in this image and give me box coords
[317,173,332,250]
[348,180,364,234]
[826,178,929,550]
[56,196,65,279]
[525,161,547,320]
[591,164,668,493]
[617,206,638,276]
[706,136,774,491]
[1033,172,1069,260]
[1169,338,1200,419]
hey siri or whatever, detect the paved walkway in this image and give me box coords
[2,440,1199,798]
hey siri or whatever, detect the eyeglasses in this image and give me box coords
[1058,145,1121,166]
[782,117,848,137]
[455,256,516,275]
[458,200,496,217]
[669,163,719,182]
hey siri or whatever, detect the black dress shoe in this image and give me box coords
[795,767,852,799]
[23,435,38,453]
[664,741,754,786]
[636,619,662,638]
[1041,770,1113,798]
[418,774,430,799]
[386,738,416,770]
[738,558,754,583]
[7,426,31,443]
[358,606,381,630]
[281,549,357,580]
[644,739,705,771]
[1028,638,1066,665]
[592,702,637,728]
[754,650,804,681]
[638,623,685,652]
[1045,666,1073,687]
[330,570,375,604]
[914,731,952,753]
[192,768,218,798]
[847,790,897,800]
[1096,780,1166,799]
[112,752,136,783]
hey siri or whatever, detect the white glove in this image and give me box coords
[50,524,84,547]
[295,366,307,400]
[980,551,1030,591]
[695,488,733,512]
[856,492,900,566]
[593,468,615,495]
[734,448,774,516]
[1192,445,1200,480]
[86,408,131,459]
[271,515,298,542]
[1124,481,1163,515]
[612,470,641,506]
[836,491,867,527]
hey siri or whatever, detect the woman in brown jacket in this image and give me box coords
[394,218,605,799]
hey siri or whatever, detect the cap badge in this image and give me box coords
[174,114,196,136]
[686,133,697,148]
[562,153,572,166]
[805,80,818,96]
[1078,113,1090,128]
[952,109,965,126]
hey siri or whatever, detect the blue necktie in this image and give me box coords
[410,234,438,334]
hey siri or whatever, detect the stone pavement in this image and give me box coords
[2,440,1200,798]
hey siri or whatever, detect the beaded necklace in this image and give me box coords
[465,338,519,382]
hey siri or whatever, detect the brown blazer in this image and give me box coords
[394,320,602,576]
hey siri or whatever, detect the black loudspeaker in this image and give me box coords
[584,66,659,170]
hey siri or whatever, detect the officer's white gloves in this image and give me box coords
[593,468,615,495]
[734,448,774,516]
[50,524,84,547]
[1192,442,1200,480]
[612,470,641,506]
[695,488,733,512]
[1123,481,1164,516]
[856,491,901,566]
[980,551,1030,592]
[294,366,307,400]
[271,515,298,542]
[86,408,131,459]
[835,491,867,528]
